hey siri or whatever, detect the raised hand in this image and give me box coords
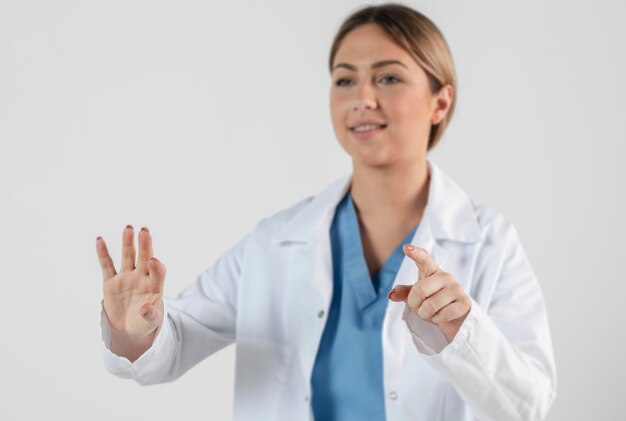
[96,225,167,360]
[388,244,472,343]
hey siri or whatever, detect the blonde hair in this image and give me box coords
[329,3,457,150]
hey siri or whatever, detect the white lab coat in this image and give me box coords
[101,159,557,421]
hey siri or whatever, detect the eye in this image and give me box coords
[334,78,353,87]
[379,75,401,84]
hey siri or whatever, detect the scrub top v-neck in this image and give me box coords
[311,190,419,421]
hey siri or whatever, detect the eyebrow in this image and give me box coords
[332,59,409,72]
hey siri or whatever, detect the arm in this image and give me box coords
[402,223,557,421]
[99,230,252,385]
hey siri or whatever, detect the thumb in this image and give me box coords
[388,284,412,302]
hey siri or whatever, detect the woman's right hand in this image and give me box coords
[96,225,167,359]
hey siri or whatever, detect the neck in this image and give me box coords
[349,160,430,222]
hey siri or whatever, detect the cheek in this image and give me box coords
[391,91,417,115]
[330,94,350,130]
[387,93,431,130]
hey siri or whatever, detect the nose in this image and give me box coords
[352,83,378,111]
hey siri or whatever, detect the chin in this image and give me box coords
[350,152,395,169]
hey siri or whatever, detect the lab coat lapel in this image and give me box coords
[274,159,482,387]
[274,174,352,307]
[382,211,448,379]
[274,175,352,384]
[382,159,482,380]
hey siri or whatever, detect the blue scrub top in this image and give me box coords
[311,190,419,420]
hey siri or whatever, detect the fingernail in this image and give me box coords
[404,244,414,251]
[141,227,149,232]
[126,224,133,230]
[150,257,159,262]
[387,289,395,299]
[96,236,102,241]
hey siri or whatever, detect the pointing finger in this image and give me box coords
[403,244,440,281]
[96,236,117,280]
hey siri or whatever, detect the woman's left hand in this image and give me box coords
[388,244,471,343]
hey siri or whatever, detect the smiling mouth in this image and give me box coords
[349,124,387,139]
[349,123,388,132]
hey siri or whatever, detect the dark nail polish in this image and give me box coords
[141,227,149,232]
[126,224,133,229]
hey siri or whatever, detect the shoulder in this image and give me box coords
[262,195,314,224]
[247,195,316,240]
[246,175,350,244]
[471,199,518,241]
[469,198,529,273]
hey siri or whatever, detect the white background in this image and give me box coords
[1,0,624,419]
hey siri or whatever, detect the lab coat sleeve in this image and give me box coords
[402,223,557,421]
[100,230,253,385]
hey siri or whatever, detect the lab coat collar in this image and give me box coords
[274,160,482,244]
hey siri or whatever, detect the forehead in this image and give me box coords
[334,23,417,69]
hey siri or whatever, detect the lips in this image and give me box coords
[349,120,387,131]
[350,123,387,132]
[349,124,387,140]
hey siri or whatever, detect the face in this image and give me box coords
[330,23,452,169]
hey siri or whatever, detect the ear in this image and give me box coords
[430,84,454,125]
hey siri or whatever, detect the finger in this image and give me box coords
[121,224,136,272]
[137,227,153,273]
[431,301,469,325]
[413,286,456,321]
[389,270,450,303]
[96,236,117,280]
[403,244,440,281]
[148,257,166,292]
[388,284,412,302]
[406,273,448,314]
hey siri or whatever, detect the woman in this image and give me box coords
[97,4,557,420]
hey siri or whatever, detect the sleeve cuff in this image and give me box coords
[402,296,478,356]
[99,300,176,381]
